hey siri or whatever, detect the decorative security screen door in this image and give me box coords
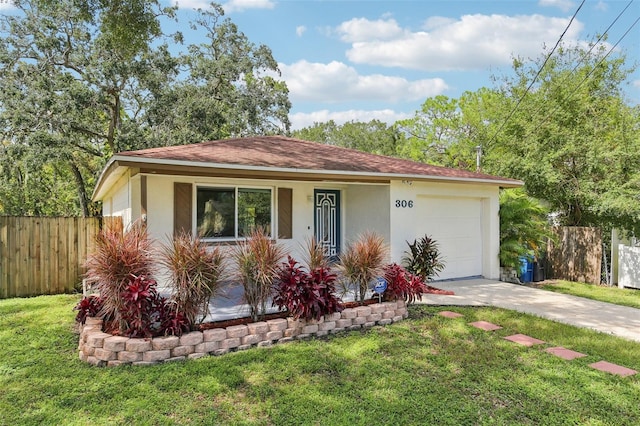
[314,189,341,260]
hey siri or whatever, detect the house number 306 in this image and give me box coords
[395,200,414,208]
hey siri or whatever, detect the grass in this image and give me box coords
[1,295,639,425]
[540,280,640,309]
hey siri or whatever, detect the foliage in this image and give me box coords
[292,119,405,157]
[499,189,551,268]
[4,295,640,424]
[402,235,445,281]
[73,295,103,325]
[382,263,428,304]
[84,220,154,330]
[119,274,165,338]
[160,308,191,337]
[338,232,388,302]
[396,89,504,168]
[272,256,343,321]
[300,236,329,270]
[485,42,640,234]
[159,232,226,327]
[0,1,290,216]
[232,228,285,321]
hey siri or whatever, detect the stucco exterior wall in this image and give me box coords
[102,172,500,282]
[101,172,132,229]
[344,184,391,249]
[389,179,500,280]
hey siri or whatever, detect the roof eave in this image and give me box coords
[92,155,523,200]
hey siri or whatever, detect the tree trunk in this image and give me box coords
[69,161,90,217]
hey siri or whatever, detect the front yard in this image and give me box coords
[1,294,639,425]
[538,280,640,309]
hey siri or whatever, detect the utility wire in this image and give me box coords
[520,13,640,142]
[483,0,586,148]
[514,0,635,134]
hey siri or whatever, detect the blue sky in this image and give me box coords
[168,0,640,129]
[2,0,637,130]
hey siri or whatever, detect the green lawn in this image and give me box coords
[1,295,639,425]
[540,280,640,309]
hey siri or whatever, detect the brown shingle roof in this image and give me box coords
[117,135,519,184]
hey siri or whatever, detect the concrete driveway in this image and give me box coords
[419,279,640,343]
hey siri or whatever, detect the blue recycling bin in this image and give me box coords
[519,256,533,283]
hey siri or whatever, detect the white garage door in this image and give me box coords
[415,196,483,280]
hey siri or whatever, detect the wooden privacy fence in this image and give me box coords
[546,226,602,284]
[0,216,121,299]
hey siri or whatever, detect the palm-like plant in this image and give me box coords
[403,235,445,281]
[159,232,226,328]
[232,228,285,321]
[84,220,153,331]
[301,236,330,271]
[338,232,388,303]
[499,188,551,268]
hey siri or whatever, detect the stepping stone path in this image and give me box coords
[545,347,587,360]
[439,311,464,318]
[438,310,637,378]
[504,334,545,347]
[469,321,502,331]
[589,361,638,378]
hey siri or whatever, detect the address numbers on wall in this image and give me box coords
[395,200,414,208]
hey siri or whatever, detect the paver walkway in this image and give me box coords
[419,278,640,343]
[438,311,638,377]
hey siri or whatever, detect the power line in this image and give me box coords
[518,12,640,143]
[483,0,586,148]
[510,0,635,137]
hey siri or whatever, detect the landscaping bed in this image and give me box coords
[79,300,408,367]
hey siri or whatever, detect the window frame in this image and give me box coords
[194,184,275,242]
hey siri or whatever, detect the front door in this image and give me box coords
[314,189,341,260]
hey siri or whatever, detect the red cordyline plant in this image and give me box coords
[73,295,103,325]
[119,274,163,337]
[118,274,190,337]
[382,263,428,304]
[272,256,343,321]
[159,232,226,328]
[84,220,154,331]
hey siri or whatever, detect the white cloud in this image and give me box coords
[290,109,411,130]
[171,0,211,9]
[279,60,448,103]
[0,0,16,10]
[172,0,275,12]
[342,14,584,72]
[595,1,608,11]
[633,79,640,88]
[538,0,576,12]
[223,0,275,13]
[336,17,406,42]
[296,25,306,37]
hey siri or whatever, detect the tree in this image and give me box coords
[0,1,290,216]
[397,89,508,169]
[499,189,550,269]
[293,119,404,156]
[485,42,640,234]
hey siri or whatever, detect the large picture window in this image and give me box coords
[196,187,272,239]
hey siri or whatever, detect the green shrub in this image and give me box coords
[402,235,445,281]
[499,189,551,268]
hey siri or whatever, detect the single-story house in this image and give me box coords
[92,136,522,281]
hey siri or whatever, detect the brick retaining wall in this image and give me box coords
[78,300,408,367]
